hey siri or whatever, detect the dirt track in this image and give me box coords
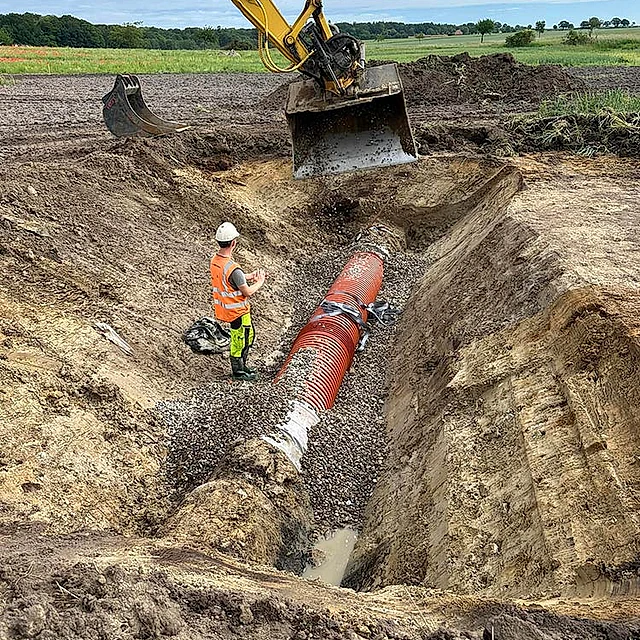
[2,59,640,638]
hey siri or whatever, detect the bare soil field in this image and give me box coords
[2,57,640,639]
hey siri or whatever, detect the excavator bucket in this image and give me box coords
[286,64,417,179]
[102,74,190,138]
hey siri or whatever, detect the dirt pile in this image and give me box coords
[258,79,295,111]
[261,53,585,114]
[394,53,585,107]
[161,439,313,573]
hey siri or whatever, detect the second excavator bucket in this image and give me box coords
[286,63,417,179]
[102,74,190,138]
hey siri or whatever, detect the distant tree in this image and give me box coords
[38,15,60,45]
[197,25,219,48]
[621,18,630,27]
[493,21,502,32]
[558,20,571,30]
[610,17,621,27]
[476,18,495,42]
[416,32,425,40]
[505,29,535,46]
[563,29,590,45]
[0,26,12,44]
[0,12,43,45]
[57,15,104,47]
[553,24,558,30]
[535,20,546,36]
[108,22,144,48]
[375,33,385,41]
[580,20,590,29]
[587,17,601,35]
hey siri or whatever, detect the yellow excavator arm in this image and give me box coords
[231,0,362,95]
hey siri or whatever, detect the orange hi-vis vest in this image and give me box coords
[210,254,250,323]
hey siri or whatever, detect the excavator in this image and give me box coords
[102,0,417,178]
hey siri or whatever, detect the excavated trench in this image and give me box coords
[157,155,524,581]
[158,151,640,602]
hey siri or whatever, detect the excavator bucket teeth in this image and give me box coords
[102,74,190,138]
[286,64,417,179]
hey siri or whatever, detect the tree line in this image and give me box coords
[0,12,635,49]
[0,13,256,49]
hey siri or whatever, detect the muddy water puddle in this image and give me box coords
[303,528,358,586]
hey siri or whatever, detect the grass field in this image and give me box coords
[369,28,640,66]
[0,27,638,74]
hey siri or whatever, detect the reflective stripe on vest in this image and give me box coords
[210,254,250,322]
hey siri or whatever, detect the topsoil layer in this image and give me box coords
[376,53,585,106]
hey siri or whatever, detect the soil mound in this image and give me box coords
[258,79,295,110]
[257,54,584,112]
[391,53,585,107]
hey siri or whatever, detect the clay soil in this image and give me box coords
[2,57,640,639]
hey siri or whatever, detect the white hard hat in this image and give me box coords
[215,222,240,242]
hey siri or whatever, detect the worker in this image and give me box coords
[210,222,266,381]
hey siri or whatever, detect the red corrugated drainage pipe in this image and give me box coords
[263,225,400,470]
[275,250,384,412]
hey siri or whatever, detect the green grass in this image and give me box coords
[0,26,639,74]
[538,90,640,116]
[366,27,640,66]
[0,46,280,74]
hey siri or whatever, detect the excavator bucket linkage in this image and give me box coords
[286,64,418,179]
[102,74,190,138]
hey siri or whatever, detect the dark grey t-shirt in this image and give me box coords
[228,267,247,291]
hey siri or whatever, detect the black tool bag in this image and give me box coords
[183,317,230,354]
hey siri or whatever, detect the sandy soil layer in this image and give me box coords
[346,154,640,601]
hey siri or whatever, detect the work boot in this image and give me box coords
[230,356,256,381]
[241,357,256,375]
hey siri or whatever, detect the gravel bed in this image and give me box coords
[158,243,429,533]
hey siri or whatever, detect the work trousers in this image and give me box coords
[229,312,255,359]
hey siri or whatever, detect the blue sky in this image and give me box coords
[2,0,637,29]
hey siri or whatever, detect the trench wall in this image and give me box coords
[346,157,640,599]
